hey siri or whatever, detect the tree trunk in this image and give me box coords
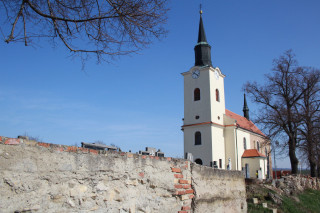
[289,139,299,174]
[317,157,320,178]
[308,142,317,177]
[309,160,317,177]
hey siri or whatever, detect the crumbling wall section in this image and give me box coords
[0,136,246,213]
[191,164,247,213]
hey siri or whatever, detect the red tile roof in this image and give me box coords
[242,149,266,158]
[225,109,265,136]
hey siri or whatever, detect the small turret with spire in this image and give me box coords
[243,94,250,120]
[194,6,212,67]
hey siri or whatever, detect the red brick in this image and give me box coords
[89,149,98,154]
[67,146,78,152]
[155,156,159,160]
[139,172,144,178]
[185,189,194,194]
[4,138,20,145]
[142,155,147,159]
[166,157,172,161]
[150,156,154,159]
[171,168,181,173]
[78,147,89,153]
[183,185,191,189]
[174,184,183,189]
[0,136,2,142]
[181,206,191,210]
[189,194,194,199]
[179,179,188,184]
[120,152,125,156]
[127,153,133,157]
[174,174,183,178]
[175,190,186,195]
[38,142,50,147]
[178,211,188,213]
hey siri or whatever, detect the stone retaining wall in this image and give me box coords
[0,136,246,213]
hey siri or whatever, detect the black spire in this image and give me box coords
[197,15,207,43]
[194,10,212,67]
[243,94,250,120]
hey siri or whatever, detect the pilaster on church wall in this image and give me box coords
[209,67,226,125]
[224,126,236,170]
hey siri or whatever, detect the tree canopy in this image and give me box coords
[1,0,169,62]
[244,50,320,176]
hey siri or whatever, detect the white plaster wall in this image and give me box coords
[183,67,212,125]
[184,125,212,166]
[209,67,226,125]
[183,66,226,167]
[224,126,236,170]
[242,158,259,178]
[242,158,267,179]
[259,158,267,179]
[236,129,251,171]
[211,125,225,169]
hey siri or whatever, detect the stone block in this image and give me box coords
[252,198,258,204]
[262,202,267,208]
[24,140,38,146]
[180,195,190,201]
[272,209,277,213]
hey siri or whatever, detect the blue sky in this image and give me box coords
[1,0,320,168]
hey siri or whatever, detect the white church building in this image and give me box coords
[182,12,272,179]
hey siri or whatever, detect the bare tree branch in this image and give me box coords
[1,0,169,63]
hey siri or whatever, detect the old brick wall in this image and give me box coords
[0,136,246,213]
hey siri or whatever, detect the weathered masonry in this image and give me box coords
[0,136,246,213]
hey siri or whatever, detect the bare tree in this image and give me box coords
[1,0,168,63]
[244,50,306,174]
[297,69,320,177]
[316,126,320,177]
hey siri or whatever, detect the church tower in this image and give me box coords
[182,11,226,167]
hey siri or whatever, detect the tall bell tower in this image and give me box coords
[182,10,226,167]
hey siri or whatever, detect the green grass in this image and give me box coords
[248,189,320,213]
[248,203,273,213]
[281,189,320,213]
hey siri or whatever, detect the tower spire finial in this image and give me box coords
[194,5,212,67]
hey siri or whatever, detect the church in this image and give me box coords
[181,11,272,179]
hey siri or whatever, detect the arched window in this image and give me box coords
[195,131,201,145]
[243,138,247,150]
[194,88,200,101]
[265,148,268,156]
[257,141,260,152]
[216,89,220,102]
[195,158,203,165]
